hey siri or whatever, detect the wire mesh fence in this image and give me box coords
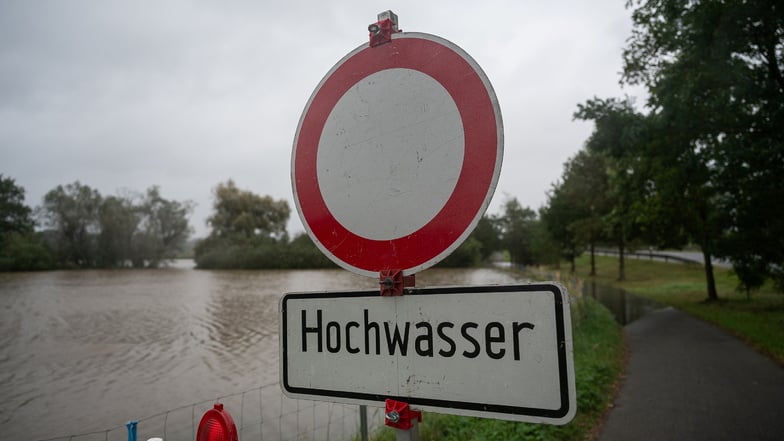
[37,382,384,441]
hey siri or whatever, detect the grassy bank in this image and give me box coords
[368,295,624,441]
[572,254,784,364]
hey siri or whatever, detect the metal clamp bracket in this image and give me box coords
[384,399,422,431]
[368,10,400,47]
[380,270,415,296]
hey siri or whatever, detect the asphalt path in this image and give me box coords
[598,307,784,440]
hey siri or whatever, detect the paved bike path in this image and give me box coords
[599,307,784,441]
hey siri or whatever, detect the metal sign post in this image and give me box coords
[371,18,424,439]
[379,265,421,440]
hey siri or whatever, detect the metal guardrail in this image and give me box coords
[593,248,701,265]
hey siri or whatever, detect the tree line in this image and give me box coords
[543,0,784,299]
[191,181,553,270]
[0,177,193,270]
[0,174,549,272]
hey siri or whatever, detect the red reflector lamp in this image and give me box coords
[196,403,238,441]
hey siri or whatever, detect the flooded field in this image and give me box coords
[0,264,526,440]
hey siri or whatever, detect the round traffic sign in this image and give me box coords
[292,32,503,277]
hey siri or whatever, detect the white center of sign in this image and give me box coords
[317,68,464,240]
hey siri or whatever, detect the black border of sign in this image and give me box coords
[280,283,573,421]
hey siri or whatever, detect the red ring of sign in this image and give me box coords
[293,34,500,275]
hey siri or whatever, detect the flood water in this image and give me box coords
[0,263,529,441]
[582,280,663,325]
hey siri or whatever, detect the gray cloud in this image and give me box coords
[1,0,644,238]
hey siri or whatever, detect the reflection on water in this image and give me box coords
[0,264,527,441]
[582,280,663,325]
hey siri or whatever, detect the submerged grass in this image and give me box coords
[573,254,784,365]
[368,295,624,441]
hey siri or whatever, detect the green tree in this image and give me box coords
[97,194,140,267]
[470,215,502,263]
[195,180,291,269]
[433,215,499,268]
[0,231,54,271]
[496,198,538,267]
[541,182,584,273]
[283,233,336,269]
[39,182,192,269]
[133,186,193,267]
[529,212,561,267]
[0,174,34,236]
[437,237,483,268]
[207,180,290,241]
[574,98,649,282]
[0,175,53,271]
[556,149,612,276]
[41,181,102,267]
[621,0,784,296]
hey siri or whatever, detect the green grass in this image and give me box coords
[367,296,624,441]
[572,254,784,364]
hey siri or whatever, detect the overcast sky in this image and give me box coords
[1,1,645,238]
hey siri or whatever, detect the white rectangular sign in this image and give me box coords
[279,283,575,425]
